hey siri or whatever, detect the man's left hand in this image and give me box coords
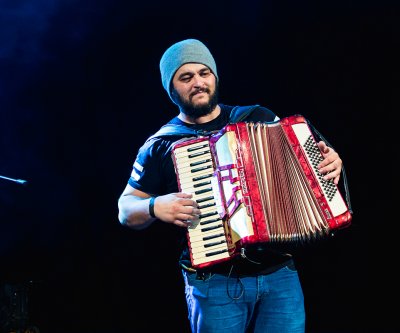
[317,141,342,185]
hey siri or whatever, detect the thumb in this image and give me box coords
[317,141,329,154]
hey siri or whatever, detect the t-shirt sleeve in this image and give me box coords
[127,139,163,195]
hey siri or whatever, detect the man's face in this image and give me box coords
[171,63,218,118]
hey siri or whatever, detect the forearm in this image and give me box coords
[118,195,156,230]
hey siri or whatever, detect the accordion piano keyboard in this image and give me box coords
[173,140,230,267]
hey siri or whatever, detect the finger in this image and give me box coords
[318,153,339,170]
[320,158,342,176]
[184,206,201,216]
[175,214,199,227]
[180,198,199,208]
[322,164,343,183]
[176,212,199,222]
[322,169,337,181]
[174,220,192,228]
[317,141,329,154]
[319,161,335,175]
[176,192,194,199]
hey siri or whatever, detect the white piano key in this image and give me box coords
[192,251,230,266]
[174,142,210,152]
[188,219,223,232]
[177,163,214,178]
[180,183,213,195]
[189,235,227,249]
[179,173,213,186]
[188,229,226,242]
[188,222,224,237]
[191,242,229,260]
[174,156,213,170]
[174,150,212,162]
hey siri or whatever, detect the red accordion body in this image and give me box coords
[171,115,352,269]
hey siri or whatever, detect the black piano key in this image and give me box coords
[198,202,216,209]
[191,165,212,173]
[199,211,218,219]
[204,240,227,248]
[203,233,225,241]
[188,151,209,158]
[192,174,212,182]
[195,187,213,195]
[190,158,212,167]
[201,223,223,232]
[193,180,212,188]
[187,144,208,152]
[205,248,229,257]
[200,217,221,225]
[196,196,214,203]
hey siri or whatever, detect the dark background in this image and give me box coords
[0,0,396,332]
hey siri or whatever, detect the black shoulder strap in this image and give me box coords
[229,104,261,123]
[146,105,260,142]
[306,119,353,214]
[146,124,198,141]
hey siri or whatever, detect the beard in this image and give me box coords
[171,85,219,119]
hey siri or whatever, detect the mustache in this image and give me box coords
[190,87,210,98]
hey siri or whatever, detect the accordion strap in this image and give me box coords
[306,119,353,214]
[229,104,261,123]
[146,124,198,141]
[146,104,260,141]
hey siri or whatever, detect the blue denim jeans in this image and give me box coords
[182,265,305,333]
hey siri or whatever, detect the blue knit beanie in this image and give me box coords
[159,39,218,103]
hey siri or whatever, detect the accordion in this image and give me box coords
[171,115,352,269]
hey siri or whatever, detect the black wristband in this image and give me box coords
[149,197,156,218]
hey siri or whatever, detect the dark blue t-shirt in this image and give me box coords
[127,104,294,273]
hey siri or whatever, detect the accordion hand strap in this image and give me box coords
[306,120,353,214]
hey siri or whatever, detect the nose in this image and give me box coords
[193,74,205,88]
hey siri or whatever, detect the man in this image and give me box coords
[118,39,343,333]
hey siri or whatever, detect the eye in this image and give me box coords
[179,74,193,82]
[200,69,211,77]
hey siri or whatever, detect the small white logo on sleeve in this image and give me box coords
[134,161,143,172]
[131,169,140,181]
[131,160,144,181]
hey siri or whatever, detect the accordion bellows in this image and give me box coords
[171,115,352,269]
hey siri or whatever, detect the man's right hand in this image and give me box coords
[154,193,200,228]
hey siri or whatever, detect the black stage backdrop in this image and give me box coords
[0,1,396,332]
